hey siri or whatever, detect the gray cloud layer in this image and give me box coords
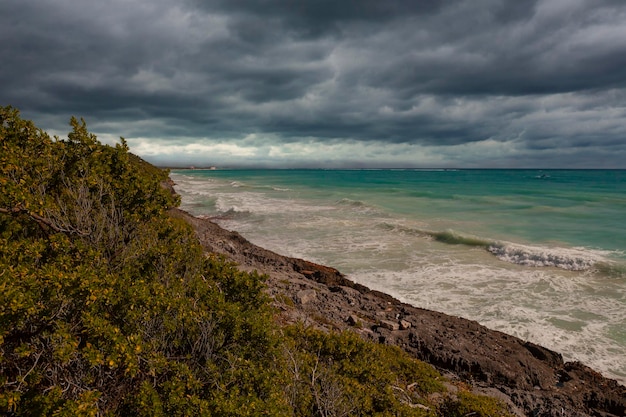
[2,0,626,167]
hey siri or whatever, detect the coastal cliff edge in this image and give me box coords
[170,207,625,417]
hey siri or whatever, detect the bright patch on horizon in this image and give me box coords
[131,139,257,158]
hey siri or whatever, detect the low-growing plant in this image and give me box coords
[438,390,514,417]
[282,325,444,416]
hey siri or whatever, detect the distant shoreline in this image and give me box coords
[163,166,626,172]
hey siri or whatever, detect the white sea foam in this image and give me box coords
[336,198,382,215]
[214,192,335,216]
[487,242,604,271]
[349,258,626,385]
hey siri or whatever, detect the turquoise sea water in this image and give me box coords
[171,169,626,384]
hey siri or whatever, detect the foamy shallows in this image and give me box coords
[171,169,626,385]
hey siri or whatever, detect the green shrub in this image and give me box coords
[282,326,444,416]
[438,390,514,417]
[0,107,288,416]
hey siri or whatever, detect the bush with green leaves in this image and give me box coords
[281,326,442,416]
[1,106,288,416]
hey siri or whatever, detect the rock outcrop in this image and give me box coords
[171,208,626,417]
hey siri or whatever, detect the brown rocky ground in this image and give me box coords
[171,207,625,417]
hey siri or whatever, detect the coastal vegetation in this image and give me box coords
[0,106,513,416]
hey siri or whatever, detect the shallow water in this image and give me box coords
[171,169,626,384]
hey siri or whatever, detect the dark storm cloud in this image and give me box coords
[204,0,448,36]
[1,0,626,167]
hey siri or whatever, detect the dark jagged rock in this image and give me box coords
[170,208,626,417]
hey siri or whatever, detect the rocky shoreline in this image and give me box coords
[170,207,625,417]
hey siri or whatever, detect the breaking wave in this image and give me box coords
[337,198,369,208]
[428,230,493,247]
[207,207,252,220]
[379,223,614,272]
[486,243,603,271]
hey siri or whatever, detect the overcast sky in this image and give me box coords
[2,0,626,168]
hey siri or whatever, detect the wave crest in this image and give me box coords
[207,207,252,220]
[337,198,368,208]
[429,230,492,247]
[379,223,609,272]
[487,243,600,271]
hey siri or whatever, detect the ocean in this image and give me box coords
[170,169,626,385]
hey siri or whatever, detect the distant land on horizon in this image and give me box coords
[162,165,626,171]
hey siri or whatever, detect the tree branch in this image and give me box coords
[0,206,88,236]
